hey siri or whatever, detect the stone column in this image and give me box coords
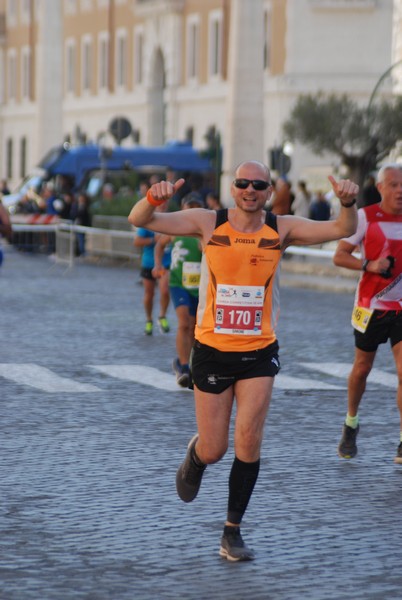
[35,0,63,159]
[221,0,265,201]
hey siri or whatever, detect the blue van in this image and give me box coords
[3,140,213,212]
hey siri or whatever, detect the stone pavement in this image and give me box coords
[0,246,400,600]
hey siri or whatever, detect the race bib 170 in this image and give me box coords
[214,284,264,335]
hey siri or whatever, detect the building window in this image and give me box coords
[21,0,32,24]
[6,138,13,179]
[116,31,127,88]
[208,11,223,79]
[21,47,31,100]
[7,50,17,101]
[0,50,4,104]
[98,33,109,91]
[7,0,17,26]
[186,15,200,81]
[34,0,40,21]
[82,37,93,92]
[66,41,76,94]
[133,27,144,85]
[264,9,272,71]
[20,136,27,178]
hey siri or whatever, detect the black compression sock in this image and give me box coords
[227,456,260,524]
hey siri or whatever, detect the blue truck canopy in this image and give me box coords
[38,141,212,189]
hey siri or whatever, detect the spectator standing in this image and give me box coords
[361,175,381,208]
[72,193,92,256]
[271,177,292,215]
[168,172,207,209]
[59,192,75,220]
[309,191,331,221]
[0,179,11,196]
[0,199,12,266]
[206,191,222,210]
[42,183,59,215]
[292,180,311,218]
[16,189,47,249]
[137,180,151,202]
[16,193,40,215]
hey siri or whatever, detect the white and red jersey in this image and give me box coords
[344,203,402,310]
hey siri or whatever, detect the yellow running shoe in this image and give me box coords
[158,316,170,333]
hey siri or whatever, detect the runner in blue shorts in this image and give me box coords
[154,193,203,386]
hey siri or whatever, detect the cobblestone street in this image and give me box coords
[0,248,399,600]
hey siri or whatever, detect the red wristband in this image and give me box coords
[146,189,165,207]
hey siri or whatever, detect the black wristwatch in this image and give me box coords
[341,198,357,208]
[362,259,370,272]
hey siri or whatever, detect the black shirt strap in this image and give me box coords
[265,211,278,232]
[215,208,228,228]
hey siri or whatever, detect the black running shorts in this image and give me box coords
[140,267,155,281]
[191,339,280,394]
[354,310,402,352]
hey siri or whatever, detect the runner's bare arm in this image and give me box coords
[134,233,154,248]
[153,234,171,275]
[128,178,213,239]
[333,239,361,270]
[335,240,395,275]
[277,176,358,248]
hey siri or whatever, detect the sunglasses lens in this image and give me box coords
[234,179,249,189]
[253,180,269,191]
[234,179,270,191]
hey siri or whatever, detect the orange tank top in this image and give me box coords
[195,209,281,351]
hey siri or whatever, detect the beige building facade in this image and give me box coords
[0,0,398,193]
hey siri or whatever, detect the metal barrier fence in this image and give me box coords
[11,223,59,254]
[10,221,139,268]
[55,223,139,268]
[9,220,350,270]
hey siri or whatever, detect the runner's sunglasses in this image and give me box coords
[233,178,271,191]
